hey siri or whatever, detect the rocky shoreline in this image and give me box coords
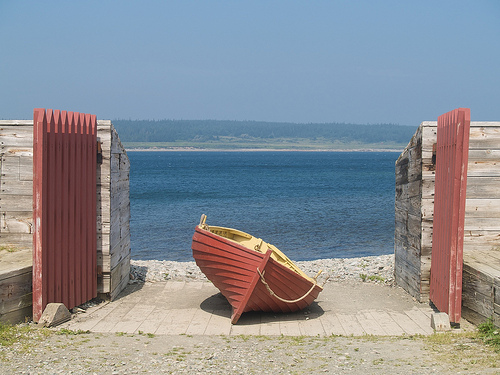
[130,254,395,286]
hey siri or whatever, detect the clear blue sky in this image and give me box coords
[1,1,499,126]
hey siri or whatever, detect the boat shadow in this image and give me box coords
[200,292,325,325]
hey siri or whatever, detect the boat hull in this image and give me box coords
[192,225,323,324]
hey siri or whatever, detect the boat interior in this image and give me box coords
[204,223,313,282]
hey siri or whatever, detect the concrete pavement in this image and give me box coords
[58,280,474,336]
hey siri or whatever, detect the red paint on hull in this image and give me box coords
[192,226,323,324]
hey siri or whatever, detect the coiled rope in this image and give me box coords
[257,268,321,304]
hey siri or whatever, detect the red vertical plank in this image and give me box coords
[33,108,47,322]
[88,114,94,300]
[91,115,97,298]
[453,108,470,320]
[79,115,86,302]
[60,110,70,308]
[74,113,82,306]
[87,113,94,301]
[81,113,89,301]
[67,112,76,309]
[46,109,56,304]
[53,109,63,303]
[430,108,470,324]
[85,114,92,300]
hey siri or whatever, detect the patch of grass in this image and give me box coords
[478,319,500,351]
[256,335,271,341]
[359,274,385,282]
[359,334,382,342]
[165,346,191,361]
[423,330,500,369]
[0,322,27,347]
[0,245,18,253]
[368,275,385,282]
[0,322,51,353]
[286,336,307,345]
[425,333,455,345]
[372,358,384,365]
[56,328,90,335]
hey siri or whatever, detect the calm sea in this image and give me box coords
[129,151,399,262]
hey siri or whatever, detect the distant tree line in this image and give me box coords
[112,119,416,144]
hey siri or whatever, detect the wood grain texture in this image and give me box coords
[394,122,436,302]
[96,121,130,298]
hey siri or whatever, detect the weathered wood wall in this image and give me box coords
[0,249,32,324]
[464,122,500,252]
[0,120,130,323]
[0,121,34,251]
[394,122,436,302]
[395,121,500,325]
[97,121,131,300]
[462,122,500,326]
[0,121,34,323]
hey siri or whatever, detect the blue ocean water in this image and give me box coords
[129,151,399,262]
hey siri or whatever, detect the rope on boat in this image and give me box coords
[257,268,318,304]
[321,274,331,287]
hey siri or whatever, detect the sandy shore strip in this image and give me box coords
[130,254,395,286]
[126,147,402,152]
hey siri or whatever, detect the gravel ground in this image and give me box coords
[129,254,396,286]
[2,255,499,374]
[1,325,499,374]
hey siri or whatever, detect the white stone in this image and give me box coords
[39,303,71,327]
[431,312,451,331]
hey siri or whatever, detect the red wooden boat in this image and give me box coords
[192,215,324,324]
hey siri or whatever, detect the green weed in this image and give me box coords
[359,274,385,282]
[0,322,51,351]
[478,319,500,351]
[57,328,90,335]
[0,245,18,253]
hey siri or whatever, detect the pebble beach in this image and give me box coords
[129,254,395,286]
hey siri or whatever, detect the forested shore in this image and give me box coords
[113,119,416,150]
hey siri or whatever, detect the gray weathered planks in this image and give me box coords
[97,121,131,299]
[0,125,34,251]
[0,248,33,323]
[394,121,436,302]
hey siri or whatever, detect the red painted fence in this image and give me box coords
[33,108,97,322]
[430,108,471,324]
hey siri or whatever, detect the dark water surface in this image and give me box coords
[129,151,398,261]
